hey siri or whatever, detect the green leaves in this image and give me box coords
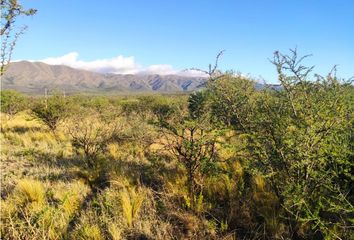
[0,90,26,117]
[204,49,354,238]
[31,93,70,131]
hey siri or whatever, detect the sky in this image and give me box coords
[11,0,354,83]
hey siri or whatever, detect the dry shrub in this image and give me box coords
[167,211,201,238]
[165,210,220,239]
[66,111,120,166]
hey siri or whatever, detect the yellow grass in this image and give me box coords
[14,179,46,206]
[120,187,145,227]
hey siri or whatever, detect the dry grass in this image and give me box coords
[14,179,46,205]
[1,111,175,239]
[0,108,280,239]
[120,186,145,227]
[1,177,89,239]
[74,224,104,240]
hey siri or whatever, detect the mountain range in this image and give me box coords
[1,61,207,94]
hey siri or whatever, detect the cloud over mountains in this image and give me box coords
[25,52,206,77]
[3,61,208,94]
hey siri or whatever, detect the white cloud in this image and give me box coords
[39,52,140,74]
[140,64,207,77]
[143,64,177,75]
[25,52,207,77]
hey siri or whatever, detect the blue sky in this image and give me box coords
[13,0,354,82]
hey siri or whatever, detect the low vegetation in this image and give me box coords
[1,50,353,239]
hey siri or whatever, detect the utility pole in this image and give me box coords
[45,88,48,109]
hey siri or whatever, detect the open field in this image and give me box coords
[2,0,354,239]
[1,68,354,239]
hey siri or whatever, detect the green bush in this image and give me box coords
[206,50,354,239]
[0,90,27,117]
[31,93,70,131]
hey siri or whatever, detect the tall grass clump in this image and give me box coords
[1,179,89,239]
[120,187,145,227]
[14,179,46,206]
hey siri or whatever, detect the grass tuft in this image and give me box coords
[120,187,145,227]
[14,179,46,206]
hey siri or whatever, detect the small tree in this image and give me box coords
[207,49,354,238]
[0,89,27,118]
[66,108,121,165]
[207,73,256,129]
[32,93,69,131]
[66,109,120,189]
[154,102,220,211]
[1,0,36,75]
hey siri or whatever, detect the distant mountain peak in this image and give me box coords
[2,61,207,94]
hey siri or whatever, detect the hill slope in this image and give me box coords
[1,61,207,94]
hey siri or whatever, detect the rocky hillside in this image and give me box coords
[1,61,207,94]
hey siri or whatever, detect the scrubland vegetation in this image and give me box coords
[1,51,353,239]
